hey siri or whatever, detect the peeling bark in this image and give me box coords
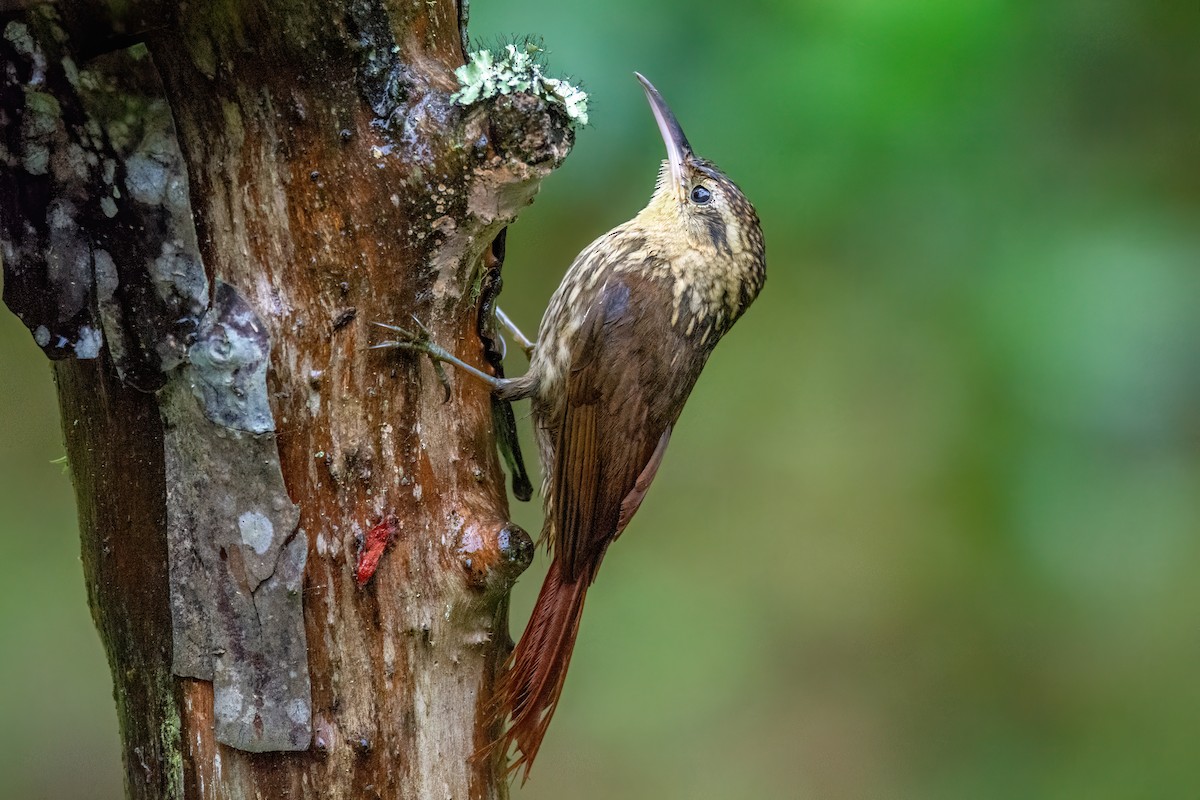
[2,1,571,797]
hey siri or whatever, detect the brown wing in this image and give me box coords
[552,279,692,584]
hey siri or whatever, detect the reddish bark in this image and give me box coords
[3,1,572,797]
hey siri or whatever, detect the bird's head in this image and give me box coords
[635,73,765,272]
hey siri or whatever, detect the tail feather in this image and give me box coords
[495,558,589,781]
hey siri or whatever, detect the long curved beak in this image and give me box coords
[635,72,692,197]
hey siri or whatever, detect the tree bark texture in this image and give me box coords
[1,2,573,798]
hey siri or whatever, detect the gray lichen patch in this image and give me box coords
[30,48,197,375]
[163,375,311,751]
[188,282,276,434]
[108,139,207,384]
[149,239,207,320]
[239,510,275,557]
[161,280,310,752]
[0,38,211,384]
[19,89,60,174]
[4,20,44,84]
[60,54,79,88]
[124,149,169,204]
[73,324,102,358]
[125,126,186,208]
[4,23,314,754]
[4,21,35,56]
[85,76,208,384]
[4,57,200,368]
[2,15,110,361]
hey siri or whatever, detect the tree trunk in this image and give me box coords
[2,2,572,797]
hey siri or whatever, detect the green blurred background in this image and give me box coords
[3,0,1198,797]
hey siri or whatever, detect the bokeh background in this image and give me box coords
[2,1,1197,797]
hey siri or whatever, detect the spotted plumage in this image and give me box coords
[490,75,766,778]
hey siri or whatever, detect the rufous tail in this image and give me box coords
[495,557,589,782]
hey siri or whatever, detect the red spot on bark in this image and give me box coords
[356,516,397,586]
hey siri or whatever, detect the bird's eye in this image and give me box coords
[690,185,712,205]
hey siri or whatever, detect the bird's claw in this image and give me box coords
[408,314,434,339]
[431,361,452,403]
[370,318,427,348]
[371,318,453,402]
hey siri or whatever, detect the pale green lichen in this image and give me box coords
[4,21,33,55]
[451,43,588,127]
[159,704,184,799]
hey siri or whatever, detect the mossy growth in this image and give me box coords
[451,42,588,127]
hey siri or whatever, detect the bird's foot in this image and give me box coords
[372,318,455,399]
[372,317,505,394]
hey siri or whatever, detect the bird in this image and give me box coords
[374,72,766,779]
